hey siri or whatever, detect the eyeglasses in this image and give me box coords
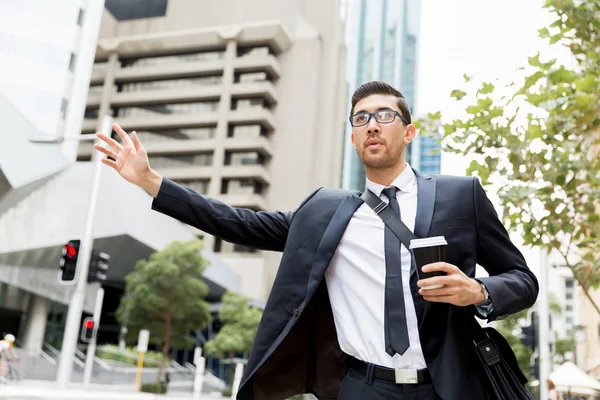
[349,109,408,127]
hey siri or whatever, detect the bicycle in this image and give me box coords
[1,359,20,384]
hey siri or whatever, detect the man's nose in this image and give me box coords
[367,117,380,135]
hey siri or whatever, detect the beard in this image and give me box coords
[356,140,405,169]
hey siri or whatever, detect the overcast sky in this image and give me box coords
[414,0,567,180]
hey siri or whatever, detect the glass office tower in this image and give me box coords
[342,0,440,191]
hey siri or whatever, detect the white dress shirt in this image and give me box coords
[324,164,426,369]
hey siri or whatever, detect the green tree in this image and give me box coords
[417,0,600,314]
[204,291,263,359]
[116,239,212,382]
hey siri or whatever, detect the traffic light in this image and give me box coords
[520,324,536,350]
[88,251,110,283]
[81,317,96,342]
[59,240,80,283]
[520,311,537,351]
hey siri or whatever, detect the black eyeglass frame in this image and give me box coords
[349,110,409,127]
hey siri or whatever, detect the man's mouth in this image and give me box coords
[366,139,383,148]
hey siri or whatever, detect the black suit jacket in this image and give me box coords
[151,170,538,400]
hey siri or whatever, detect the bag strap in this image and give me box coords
[360,189,417,250]
[362,189,491,348]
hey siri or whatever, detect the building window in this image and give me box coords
[566,317,573,325]
[566,292,573,300]
[84,108,99,119]
[224,151,265,166]
[60,99,69,119]
[231,98,266,110]
[121,50,225,68]
[77,154,92,162]
[120,75,223,92]
[116,102,219,118]
[173,179,209,194]
[148,153,213,168]
[235,72,269,83]
[237,45,274,57]
[221,179,263,195]
[136,127,216,142]
[77,8,85,26]
[566,305,573,312]
[68,53,77,72]
[227,124,267,139]
[565,279,574,288]
[213,238,257,254]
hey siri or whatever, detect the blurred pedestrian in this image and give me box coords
[95,81,538,400]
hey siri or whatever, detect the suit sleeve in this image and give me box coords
[151,178,319,252]
[472,177,539,321]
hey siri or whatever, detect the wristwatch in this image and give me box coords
[476,281,490,305]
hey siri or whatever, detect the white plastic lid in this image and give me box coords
[409,236,447,249]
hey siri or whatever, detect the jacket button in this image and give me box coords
[292,308,300,317]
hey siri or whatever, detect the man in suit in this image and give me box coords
[95,81,538,400]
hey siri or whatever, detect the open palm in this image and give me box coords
[94,123,151,186]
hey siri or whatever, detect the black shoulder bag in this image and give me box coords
[361,190,533,400]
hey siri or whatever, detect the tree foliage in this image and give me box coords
[116,239,212,382]
[417,0,600,314]
[204,291,262,359]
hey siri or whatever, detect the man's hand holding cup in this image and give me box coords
[417,262,485,307]
[410,236,485,307]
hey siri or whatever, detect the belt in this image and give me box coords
[347,357,432,385]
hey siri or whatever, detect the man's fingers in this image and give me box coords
[422,295,455,303]
[100,157,117,169]
[94,144,118,160]
[131,131,144,152]
[418,286,456,297]
[417,275,456,289]
[96,132,122,151]
[421,262,459,274]
[113,123,133,146]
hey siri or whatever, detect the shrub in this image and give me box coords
[96,344,168,368]
[141,381,167,394]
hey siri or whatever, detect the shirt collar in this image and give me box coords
[366,163,417,197]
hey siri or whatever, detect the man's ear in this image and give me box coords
[351,131,356,148]
[405,124,417,144]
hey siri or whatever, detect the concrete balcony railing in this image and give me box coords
[233,54,280,80]
[116,60,225,83]
[223,136,272,157]
[154,166,214,181]
[231,81,277,106]
[221,164,270,185]
[87,86,222,108]
[227,108,276,132]
[81,112,220,133]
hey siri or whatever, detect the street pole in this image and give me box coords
[56,115,112,388]
[83,286,104,385]
[538,249,550,400]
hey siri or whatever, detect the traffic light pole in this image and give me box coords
[538,249,550,400]
[56,116,112,388]
[83,287,104,385]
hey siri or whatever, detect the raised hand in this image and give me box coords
[94,123,163,197]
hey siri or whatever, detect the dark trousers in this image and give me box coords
[337,366,442,400]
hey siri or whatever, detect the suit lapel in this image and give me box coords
[410,170,436,278]
[305,194,364,300]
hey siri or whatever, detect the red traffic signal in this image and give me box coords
[81,317,96,342]
[59,240,80,283]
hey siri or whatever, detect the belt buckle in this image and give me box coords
[394,369,418,384]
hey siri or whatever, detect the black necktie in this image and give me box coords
[381,187,410,356]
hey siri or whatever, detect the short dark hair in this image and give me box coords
[350,81,412,124]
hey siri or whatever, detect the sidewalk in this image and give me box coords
[0,380,225,400]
